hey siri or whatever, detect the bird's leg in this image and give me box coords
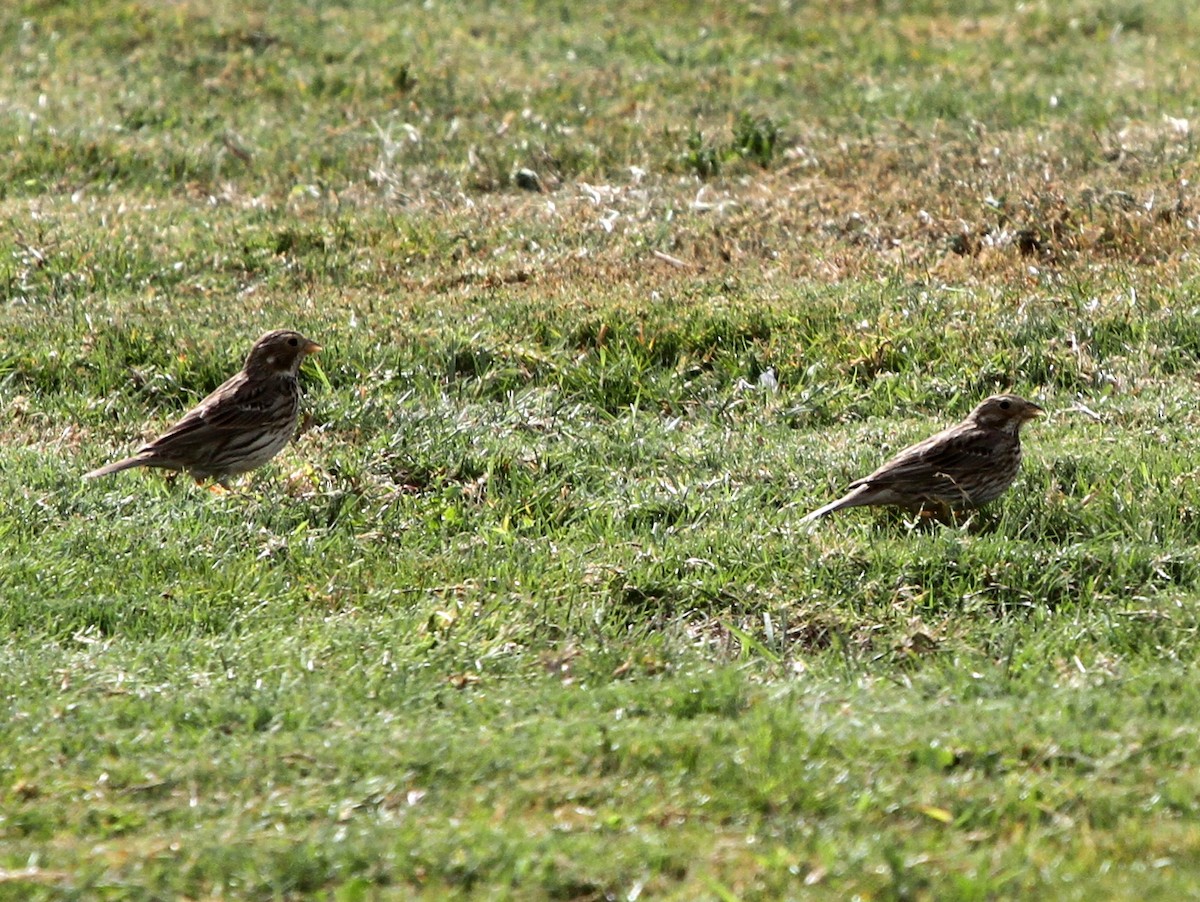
[918,501,954,523]
[206,476,233,495]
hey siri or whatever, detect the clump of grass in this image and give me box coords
[676,113,783,178]
[731,112,781,167]
[681,128,724,178]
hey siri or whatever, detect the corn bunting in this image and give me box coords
[800,393,1043,523]
[85,329,322,484]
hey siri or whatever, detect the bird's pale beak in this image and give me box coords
[1027,403,1045,419]
[304,340,323,355]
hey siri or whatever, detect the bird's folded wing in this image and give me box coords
[144,374,269,446]
[850,427,994,489]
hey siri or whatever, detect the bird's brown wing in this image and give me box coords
[140,372,275,452]
[849,424,997,494]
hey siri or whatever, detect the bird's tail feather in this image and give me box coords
[799,486,873,525]
[83,455,149,480]
[799,497,851,525]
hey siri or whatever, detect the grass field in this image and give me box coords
[3,0,1200,898]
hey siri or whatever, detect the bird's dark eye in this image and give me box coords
[1000,400,1011,409]
[288,337,299,347]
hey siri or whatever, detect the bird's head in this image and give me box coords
[244,329,322,376]
[967,393,1044,433]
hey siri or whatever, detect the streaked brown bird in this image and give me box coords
[84,329,322,484]
[800,393,1043,523]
